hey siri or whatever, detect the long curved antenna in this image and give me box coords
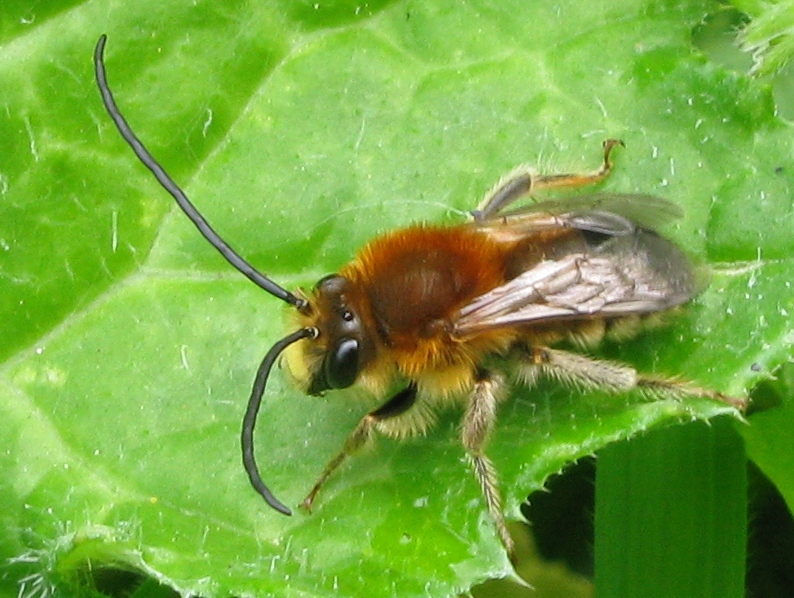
[94,35,305,309]
[242,327,318,514]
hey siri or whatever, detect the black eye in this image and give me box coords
[324,337,359,389]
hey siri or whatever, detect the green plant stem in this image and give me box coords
[595,417,747,597]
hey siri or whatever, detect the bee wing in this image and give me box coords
[470,194,684,238]
[452,223,698,338]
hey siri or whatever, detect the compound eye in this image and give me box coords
[324,337,359,389]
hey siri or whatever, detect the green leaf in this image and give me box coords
[732,0,794,75]
[742,362,794,507]
[595,418,747,597]
[1,0,791,596]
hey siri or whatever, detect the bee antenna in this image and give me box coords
[242,327,318,515]
[93,35,306,310]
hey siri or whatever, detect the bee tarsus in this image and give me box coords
[301,385,419,512]
[473,138,625,221]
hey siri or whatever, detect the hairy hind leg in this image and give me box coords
[520,346,747,411]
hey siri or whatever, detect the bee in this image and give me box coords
[94,35,745,560]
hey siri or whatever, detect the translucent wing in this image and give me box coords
[468,193,684,240]
[453,198,698,338]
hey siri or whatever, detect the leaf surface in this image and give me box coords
[1,0,791,596]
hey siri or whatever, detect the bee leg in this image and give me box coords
[636,377,747,411]
[461,370,516,560]
[300,385,418,512]
[523,347,747,411]
[472,139,624,220]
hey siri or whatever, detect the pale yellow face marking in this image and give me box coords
[282,337,314,392]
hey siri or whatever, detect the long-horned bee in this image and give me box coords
[94,35,745,559]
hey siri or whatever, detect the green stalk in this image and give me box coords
[595,417,746,597]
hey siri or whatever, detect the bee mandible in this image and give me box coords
[94,35,745,559]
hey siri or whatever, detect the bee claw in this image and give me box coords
[300,494,316,513]
[719,393,749,412]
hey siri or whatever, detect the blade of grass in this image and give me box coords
[594,417,746,597]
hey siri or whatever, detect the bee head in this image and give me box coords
[284,274,375,396]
